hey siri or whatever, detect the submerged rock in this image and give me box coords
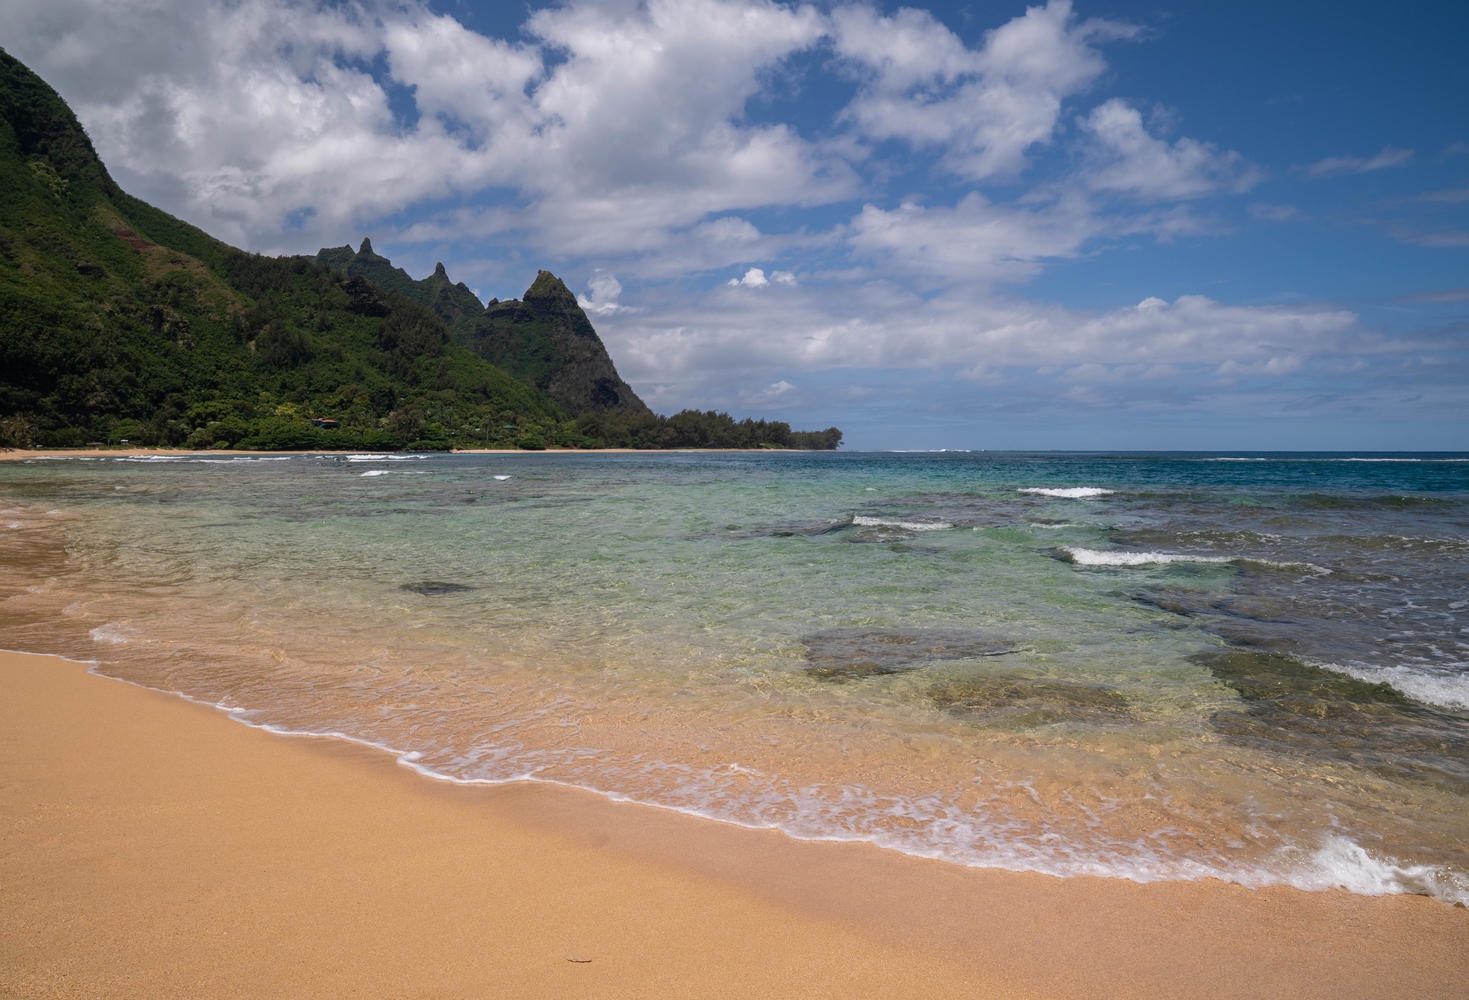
[802,627,1019,680]
[726,519,851,540]
[1200,649,1469,792]
[928,675,1132,726]
[399,581,476,596]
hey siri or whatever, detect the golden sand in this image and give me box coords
[2,649,1465,999]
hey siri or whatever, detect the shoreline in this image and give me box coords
[3,649,1465,998]
[0,446,806,462]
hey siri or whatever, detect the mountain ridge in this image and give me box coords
[0,49,839,452]
[313,242,650,419]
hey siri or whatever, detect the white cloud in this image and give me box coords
[847,191,1100,283]
[606,280,1368,407]
[7,0,848,254]
[1303,146,1414,178]
[1080,99,1259,200]
[728,267,795,287]
[746,379,798,406]
[578,271,626,316]
[518,0,845,236]
[833,0,1135,180]
[382,12,541,142]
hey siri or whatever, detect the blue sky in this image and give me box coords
[8,0,1467,450]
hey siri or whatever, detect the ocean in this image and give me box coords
[2,450,1466,903]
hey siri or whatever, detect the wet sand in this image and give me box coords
[2,648,1466,999]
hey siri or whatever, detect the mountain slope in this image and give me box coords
[0,47,563,450]
[0,49,839,451]
[316,243,649,417]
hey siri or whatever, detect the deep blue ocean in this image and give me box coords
[2,450,1466,902]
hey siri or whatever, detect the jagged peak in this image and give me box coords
[524,269,577,306]
[432,261,448,279]
[357,237,374,256]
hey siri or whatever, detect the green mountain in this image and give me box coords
[0,49,839,452]
[315,242,649,418]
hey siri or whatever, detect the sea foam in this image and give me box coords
[1061,547,1232,567]
[1318,661,1469,711]
[1019,487,1116,499]
[1277,836,1469,905]
[89,622,139,645]
[852,515,953,531]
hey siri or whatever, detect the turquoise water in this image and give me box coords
[2,450,1466,902]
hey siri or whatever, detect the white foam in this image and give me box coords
[193,456,292,463]
[1247,557,1333,575]
[346,453,428,462]
[54,660,1469,908]
[852,515,953,532]
[1062,547,1231,567]
[95,454,295,465]
[1278,836,1469,905]
[360,469,430,477]
[89,622,140,645]
[1317,661,1469,711]
[1019,487,1116,499]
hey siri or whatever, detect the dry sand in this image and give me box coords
[2,649,1466,999]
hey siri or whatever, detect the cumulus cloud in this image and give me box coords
[832,0,1136,180]
[847,190,1104,285]
[578,271,626,316]
[1080,99,1259,200]
[6,0,847,253]
[728,267,796,288]
[7,0,509,249]
[746,379,799,406]
[516,0,847,244]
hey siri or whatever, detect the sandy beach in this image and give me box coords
[1,649,1465,999]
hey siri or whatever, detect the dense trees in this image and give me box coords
[570,409,842,450]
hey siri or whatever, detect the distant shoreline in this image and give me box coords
[0,446,815,462]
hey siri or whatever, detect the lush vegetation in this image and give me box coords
[0,49,840,452]
[570,409,842,450]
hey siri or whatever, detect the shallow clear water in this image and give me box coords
[2,450,1466,902]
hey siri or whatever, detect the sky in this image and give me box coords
[6,0,1467,451]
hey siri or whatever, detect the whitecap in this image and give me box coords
[1061,547,1232,567]
[1316,661,1469,711]
[1019,487,1116,499]
[852,515,953,532]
